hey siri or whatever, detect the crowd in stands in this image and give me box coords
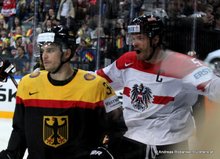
[0,0,220,76]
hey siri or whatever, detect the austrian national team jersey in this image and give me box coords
[97,50,219,146]
[8,69,121,159]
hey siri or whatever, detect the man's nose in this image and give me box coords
[41,51,48,58]
[132,40,138,47]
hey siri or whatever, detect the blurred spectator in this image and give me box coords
[167,0,185,19]
[90,25,106,40]
[182,0,197,16]
[0,28,12,59]
[102,0,120,37]
[16,0,26,21]
[10,33,28,57]
[113,18,128,57]
[13,45,30,75]
[213,10,220,30]
[74,0,90,23]
[182,0,214,27]
[9,25,27,48]
[42,18,54,32]
[200,3,215,28]
[170,0,215,29]
[117,0,144,20]
[87,0,99,17]
[57,0,75,28]
[41,0,58,18]
[22,0,40,25]
[116,0,130,25]
[51,18,60,26]
[10,16,23,33]
[77,22,93,39]
[104,0,119,20]
[74,32,96,70]
[0,13,8,29]
[1,0,16,30]
[151,8,169,23]
[207,0,220,10]
[47,8,56,20]
[131,0,144,18]
[0,28,10,49]
[42,8,56,26]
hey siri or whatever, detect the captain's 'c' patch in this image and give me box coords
[29,71,40,78]
[84,73,96,80]
[43,116,68,148]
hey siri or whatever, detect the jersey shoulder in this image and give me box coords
[162,51,209,78]
[77,69,116,96]
[116,51,137,69]
[18,70,47,87]
[165,51,206,69]
[77,69,109,85]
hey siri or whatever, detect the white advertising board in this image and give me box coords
[0,77,20,112]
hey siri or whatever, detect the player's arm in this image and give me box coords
[182,56,220,103]
[0,59,17,87]
[96,61,124,91]
[90,107,126,159]
[90,79,127,159]
[204,74,220,103]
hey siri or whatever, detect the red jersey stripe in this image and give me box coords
[16,97,104,109]
[152,96,174,104]
[123,87,174,105]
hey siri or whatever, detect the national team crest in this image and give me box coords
[43,116,68,148]
[130,83,153,111]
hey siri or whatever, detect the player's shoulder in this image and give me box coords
[118,51,137,61]
[166,51,206,67]
[78,69,105,82]
[116,51,137,69]
[168,51,192,60]
[77,70,110,90]
[19,70,47,84]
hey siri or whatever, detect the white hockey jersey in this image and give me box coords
[97,50,220,145]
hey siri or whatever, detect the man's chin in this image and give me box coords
[43,66,52,72]
[136,53,144,60]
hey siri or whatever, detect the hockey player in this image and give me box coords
[0,58,17,87]
[95,14,220,159]
[0,25,126,159]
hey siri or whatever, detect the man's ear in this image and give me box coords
[64,48,72,58]
[152,35,160,46]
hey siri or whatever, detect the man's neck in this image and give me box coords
[49,65,74,81]
[145,48,166,64]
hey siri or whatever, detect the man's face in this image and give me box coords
[17,47,24,56]
[131,34,152,61]
[16,38,22,45]
[40,43,62,72]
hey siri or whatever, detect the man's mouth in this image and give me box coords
[135,50,141,54]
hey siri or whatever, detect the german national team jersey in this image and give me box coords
[97,50,220,146]
[7,69,121,159]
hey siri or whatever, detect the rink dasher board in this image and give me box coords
[0,76,20,118]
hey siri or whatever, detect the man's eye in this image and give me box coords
[41,48,55,53]
[47,48,54,53]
